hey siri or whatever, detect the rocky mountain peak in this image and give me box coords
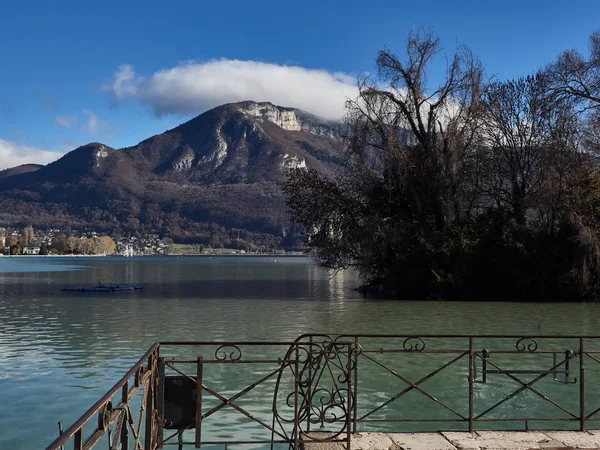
[236,101,302,131]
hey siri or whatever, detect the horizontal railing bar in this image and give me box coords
[312,334,600,338]
[161,341,321,346]
[360,350,579,354]
[357,419,467,422]
[362,349,473,354]
[357,417,580,422]
[45,343,159,450]
[166,359,290,364]
[484,370,571,374]
[474,418,580,422]
[474,351,576,354]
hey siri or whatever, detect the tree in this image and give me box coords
[481,75,559,224]
[22,225,34,247]
[546,30,600,109]
[39,243,49,256]
[66,236,80,254]
[284,29,486,296]
[5,236,18,250]
[94,236,116,255]
[80,237,95,255]
[51,234,67,254]
[285,29,600,300]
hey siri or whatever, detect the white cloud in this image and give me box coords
[55,115,74,128]
[80,110,112,136]
[0,140,63,171]
[105,60,358,119]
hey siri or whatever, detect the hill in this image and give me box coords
[0,164,43,179]
[0,102,345,250]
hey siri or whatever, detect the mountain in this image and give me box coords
[0,101,345,250]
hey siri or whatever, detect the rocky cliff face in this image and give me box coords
[0,101,346,249]
[127,101,344,184]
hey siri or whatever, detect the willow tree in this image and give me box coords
[284,30,486,296]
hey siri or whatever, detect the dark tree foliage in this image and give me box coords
[284,29,600,300]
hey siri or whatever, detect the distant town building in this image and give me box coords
[22,247,41,255]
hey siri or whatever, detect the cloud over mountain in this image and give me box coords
[0,140,62,170]
[105,59,358,119]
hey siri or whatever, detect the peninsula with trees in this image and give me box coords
[285,29,600,301]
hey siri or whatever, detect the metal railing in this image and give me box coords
[45,334,600,450]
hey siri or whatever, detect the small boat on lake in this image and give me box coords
[61,283,143,292]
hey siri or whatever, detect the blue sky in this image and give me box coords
[0,0,598,169]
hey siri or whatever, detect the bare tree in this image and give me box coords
[345,28,486,230]
[481,75,556,224]
[285,29,486,294]
[65,236,80,254]
[546,30,600,109]
[22,225,34,247]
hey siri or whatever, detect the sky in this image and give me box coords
[0,0,599,170]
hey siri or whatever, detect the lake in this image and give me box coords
[1,256,600,449]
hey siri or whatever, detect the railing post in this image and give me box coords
[468,337,474,433]
[158,357,165,448]
[294,344,300,450]
[73,427,82,450]
[121,381,129,450]
[195,356,204,448]
[346,343,352,450]
[144,355,154,450]
[306,336,312,435]
[580,337,585,431]
[353,336,358,434]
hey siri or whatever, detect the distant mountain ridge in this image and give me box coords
[0,164,43,179]
[0,101,345,250]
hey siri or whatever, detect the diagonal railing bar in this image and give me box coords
[360,352,467,420]
[201,364,288,420]
[580,350,600,421]
[584,352,600,365]
[585,406,600,420]
[164,361,197,383]
[124,405,143,450]
[134,380,151,448]
[583,350,600,421]
[474,355,577,420]
[202,383,290,440]
[161,422,194,444]
[358,352,468,421]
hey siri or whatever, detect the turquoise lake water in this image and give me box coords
[2,256,600,449]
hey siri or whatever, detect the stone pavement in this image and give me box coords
[303,431,600,450]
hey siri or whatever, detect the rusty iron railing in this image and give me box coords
[46,343,160,450]
[45,334,600,450]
